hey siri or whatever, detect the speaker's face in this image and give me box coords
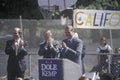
[13,28,21,39]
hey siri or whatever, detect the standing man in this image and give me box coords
[60,25,83,64]
[5,27,28,80]
[38,30,60,58]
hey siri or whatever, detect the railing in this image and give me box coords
[0,52,120,80]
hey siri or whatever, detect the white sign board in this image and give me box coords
[38,0,77,11]
[73,9,120,29]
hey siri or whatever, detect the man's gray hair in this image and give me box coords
[45,30,52,36]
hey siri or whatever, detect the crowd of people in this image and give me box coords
[91,37,120,80]
[4,26,120,80]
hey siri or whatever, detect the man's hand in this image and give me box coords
[62,42,67,48]
[47,40,52,46]
[14,40,18,46]
[21,40,25,48]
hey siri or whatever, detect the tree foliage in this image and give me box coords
[0,0,43,19]
[76,0,120,10]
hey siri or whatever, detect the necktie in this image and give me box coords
[67,39,70,46]
[15,41,18,56]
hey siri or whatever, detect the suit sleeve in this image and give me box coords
[38,41,60,56]
[62,39,83,58]
[68,39,83,57]
[5,40,14,55]
[49,41,60,55]
[20,48,28,55]
[38,43,47,56]
[19,41,28,55]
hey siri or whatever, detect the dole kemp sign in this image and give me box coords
[38,59,63,80]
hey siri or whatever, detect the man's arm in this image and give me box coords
[19,40,28,55]
[66,39,83,57]
[49,40,60,55]
[5,40,14,55]
[38,43,47,56]
[61,39,83,58]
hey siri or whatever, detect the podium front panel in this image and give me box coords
[38,59,63,80]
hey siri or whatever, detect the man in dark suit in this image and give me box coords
[60,25,83,64]
[5,27,28,80]
[38,30,60,58]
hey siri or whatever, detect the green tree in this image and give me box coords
[76,0,120,10]
[0,0,43,19]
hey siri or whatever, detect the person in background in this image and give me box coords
[111,48,120,79]
[112,48,120,64]
[5,27,28,80]
[95,37,112,74]
[38,30,60,58]
[97,37,112,64]
[60,25,83,64]
[100,73,113,80]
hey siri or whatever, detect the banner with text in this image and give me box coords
[73,9,120,29]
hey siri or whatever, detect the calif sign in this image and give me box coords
[73,9,120,29]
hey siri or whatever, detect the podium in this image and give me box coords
[38,58,82,80]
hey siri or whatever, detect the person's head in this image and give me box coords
[118,48,120,53]
[114,48,120,54]
[13,27,21,39]
[65,25,75,39]
[44,30,53,41]
[100,37,107,46]
[79,76,89,80]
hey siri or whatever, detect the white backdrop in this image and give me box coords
[38,0,77,11]
[73,9,120,29]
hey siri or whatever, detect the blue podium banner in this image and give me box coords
[38,59,63,80]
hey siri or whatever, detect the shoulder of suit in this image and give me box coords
[73,37,82,42]
[39,41,45,45]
